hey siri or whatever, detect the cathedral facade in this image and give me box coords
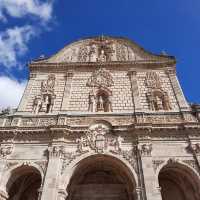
[0,36,200,200]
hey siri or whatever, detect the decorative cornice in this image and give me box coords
[29,60,176,72]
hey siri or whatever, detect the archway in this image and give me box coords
[67,154,136,200]
[6,165,42,200]
[158,162,200,200]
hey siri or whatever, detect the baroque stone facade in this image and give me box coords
[0,36,200,200]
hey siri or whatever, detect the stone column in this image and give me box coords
[128,70,142,113]
[165,69,190,112]
[61,71,74,110]
[40,146,63,200]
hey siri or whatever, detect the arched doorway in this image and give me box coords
[158,162,200,200]
[6,165,42,200]
[67,155,136,200]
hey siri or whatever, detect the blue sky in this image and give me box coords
[0,0,200,108]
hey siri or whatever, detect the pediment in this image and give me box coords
[37,36,174,63]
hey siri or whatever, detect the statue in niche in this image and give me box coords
[96,90,112,112]
[98,49,107,62]
[33,95,42,114]
[98,95,104,111]
[147,90,171,111]
[87,67,113,113]
[88,88,112,112]
[145,71,171,111]
[162,91,171,110]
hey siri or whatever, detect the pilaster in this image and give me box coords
[41,146,63,200]
[61,71,74,111]
[138,140,162,200]
[166,69,190,112]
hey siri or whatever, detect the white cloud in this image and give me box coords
[0,76,26,109]
[0,25,36,67]
[0,0,53,22]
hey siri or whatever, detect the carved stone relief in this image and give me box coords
[186,143,200,154]
[0,144,13,158]
[145,72,171,111]
[138,143,152,156]
[33,74,56,114]
[76,123,121,153]
[87,68,113,112]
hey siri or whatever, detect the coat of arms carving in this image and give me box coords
[76,123,123,153]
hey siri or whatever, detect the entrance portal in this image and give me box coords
[7,166,41,200]
[68,155,136,200]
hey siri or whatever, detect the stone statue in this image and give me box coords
[114,136,124,152]
[33,95,42,114]
[41,95,50,113]
[106,96,113,112]
[98,49,106,62]
[98,96,104,111]
[88,92,96,112]
[49,94,56,113]
[147,93,156,111]
[163,92,171,110]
